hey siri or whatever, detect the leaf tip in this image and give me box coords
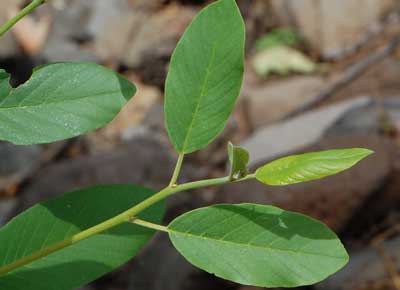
[351,147,374,163]
[118,76,137,101]
[360,148,374,156]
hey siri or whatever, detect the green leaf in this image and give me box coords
[0,184,164,290]
[165,0,245,154]
[252,45,317,77]
[0,70,11,99]
[256,148,373,186]
[228,142,249,180]
[168,204,348,288]
[0,62,136,145]
[255,28,303,51]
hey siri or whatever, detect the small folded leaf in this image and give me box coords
[0,185,164,290]
[165,0,245,153]
[256,148,373,186]
[0,62,136,145]
[228,142,249,180]
[168,204,348,288]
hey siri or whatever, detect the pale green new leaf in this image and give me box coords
[0,62,136,145]
[256,148,373,186]
[228,142,249,180]
[165,0,245,153]
[252,45,316,77]
[0,185,164,290]
[168,204,348,288]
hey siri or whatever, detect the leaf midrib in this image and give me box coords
[266,153,370,173]
[289,152,370,164]
[0,90,125,110]
[170,230,345,260]
[304,154,367,162]
[181,41,218,152]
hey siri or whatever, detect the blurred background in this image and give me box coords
[0,0,399,289]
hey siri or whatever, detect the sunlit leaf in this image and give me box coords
[256,148,373,185]
[0,62,136,145]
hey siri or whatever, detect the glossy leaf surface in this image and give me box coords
[256,148,373,186]
[0,62,136,145]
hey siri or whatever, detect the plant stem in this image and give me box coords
[0,0,49,38]
[169,153,185,187]
[130,218,169,233]
[0,174,255,276]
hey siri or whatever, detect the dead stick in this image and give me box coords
[282,34,400,120]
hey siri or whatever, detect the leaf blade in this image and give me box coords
[256,148,373,186]
[0,70,11,99]
[165,0,245,153]
[168,204,348,288]
[228,142,249,180]
[0,62,136,145]
[0,184,164,290]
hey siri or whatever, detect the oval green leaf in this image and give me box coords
[0,62,136,145]
[168,204,348,288]
[228,142,249,180]
[0,184,164,290]
[165,0,245,153]
[256,148,373,186]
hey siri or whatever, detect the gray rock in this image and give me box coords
[47,0,196,84]
[0,142,42,191]
[0,198,17,226]
[385,97,400,121]
[120,4,197,85]
[242,97,372,167]
[121,4,196,68]
[12,137,175,215]
[0,0,23,57]
[141,104,166,136]
[87,0,137,61]
[316,236,400,290]
[128,233,201,290]
[42,0,98,62]
[86,0,160,56]
[326,97,400,136]
[271,0,395,58]
[242,75,325,127]
[43,38,99,63]
[0,143,41,177]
